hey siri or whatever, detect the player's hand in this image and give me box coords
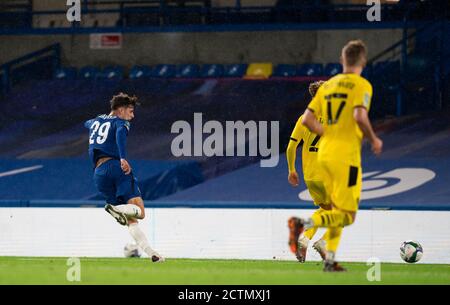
[288,172,300,187]
[371,137,383,156]
[120,158,132,175]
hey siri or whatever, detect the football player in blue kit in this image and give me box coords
[85,92,164,262]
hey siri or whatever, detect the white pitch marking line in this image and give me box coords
[0,165,43,178]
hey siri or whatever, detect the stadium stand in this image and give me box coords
[0,158,203,203]
[2,0,445,31]
[0,1,448,210]
[157,111,450,210]
[1,67,448,206]
[157,155,450,210]
[0,43,60,95]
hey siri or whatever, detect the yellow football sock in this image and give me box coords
[311,209,354,228]
[303,227,318,240]
[320,230,329,241]
[325,227,343,253]
[303,208,325,240]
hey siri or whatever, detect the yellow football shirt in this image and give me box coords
[307,73,372,165]
[287,114,323,181]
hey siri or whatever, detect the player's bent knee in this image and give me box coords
[343,211,356,226]
[137,204,145,219]
[332,206,356,226]
[127,197,145,219]
[133,205,145,219]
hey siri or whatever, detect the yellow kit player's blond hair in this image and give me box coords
[308,80,325,98]
[342,39,368,67]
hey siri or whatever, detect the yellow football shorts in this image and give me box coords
[319,160,362,212]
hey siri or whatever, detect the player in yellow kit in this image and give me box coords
[286,81,329,262]
[288,40,383,272]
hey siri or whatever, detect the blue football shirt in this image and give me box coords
[85,114,130,166]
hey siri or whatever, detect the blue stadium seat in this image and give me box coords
[324,63,342,76]
[129,65,152,79]
[79,66,99,79]
[200,64,225,78]
[176,64,200,78]
[54,67,77,80]
[272,64,297,77]
[224,64,248,77]
[151,64,176,78]
[297,63,323,76]
[98,66,124,80]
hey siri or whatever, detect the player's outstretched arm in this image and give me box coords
[302,109,324,136]
[286,117,305,187]
[353,106,383,155]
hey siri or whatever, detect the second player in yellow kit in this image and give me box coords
[286,81,330,262]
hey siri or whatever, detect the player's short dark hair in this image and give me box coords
[342,40,368,67]
[110,92,139,110]
[308,80,325,98]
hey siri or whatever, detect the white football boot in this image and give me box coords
[296,236,310,263]
[312,239,327,261]
[105,204,128,226]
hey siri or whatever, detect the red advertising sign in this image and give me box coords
[90,33,122,49]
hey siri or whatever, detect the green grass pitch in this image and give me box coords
[0,257,449,285]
